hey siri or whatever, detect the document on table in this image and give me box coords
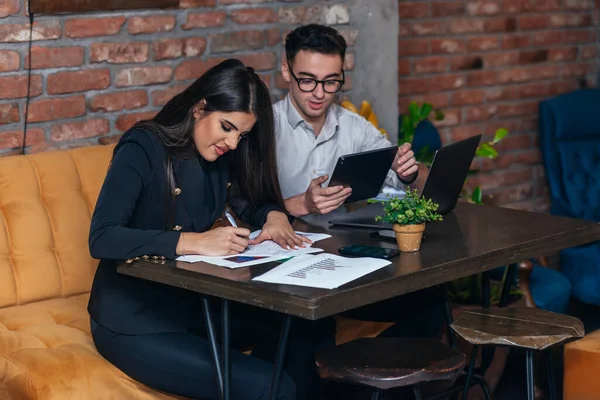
[252,253,391,289]
[176,231,330,269]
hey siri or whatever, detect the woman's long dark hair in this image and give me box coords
[135,58,285,216]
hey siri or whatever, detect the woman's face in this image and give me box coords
[193,109,256,162]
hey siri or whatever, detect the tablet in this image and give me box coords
[328,146,397,204]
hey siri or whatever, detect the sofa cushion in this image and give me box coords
[0,145,114,309]
[0,292,186,400]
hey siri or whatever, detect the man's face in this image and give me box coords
[282,50,344,122]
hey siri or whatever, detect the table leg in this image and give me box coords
[222,299,231,400]
[268,314,292,400]
[201,296,224,398]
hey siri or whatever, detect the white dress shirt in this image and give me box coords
[273,94,405,200]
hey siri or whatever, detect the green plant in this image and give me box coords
[375,188,443,225]
[398,101,509,205]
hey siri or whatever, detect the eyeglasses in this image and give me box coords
[288,66,345,94]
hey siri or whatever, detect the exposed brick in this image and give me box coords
[266,28,280,47]
[399,93,449,112]
[0,128,44,149]
[517,83,551,98]
[449,124,485,142]
[468,37,500,51]
[115,66,172,87]
[399,2,430,18]
[0,0,19,18]
[486,86,520,102]
[518,50,548,64]
[175,52,276,81]
[152,84,189,107]
[91,43,149,64]
[25,46,84,69]
[466,0,501,15]
[153,39,183,61]
[128,15,176,34]
[450,55,483,71]
[278,7,305,24]
[449,19,485,34]
[399,39,430,56]
[410,21,447,36]
[502,34,531,49]
[0,50,19,72]
[116,112,157,132]
[303,5,350,25]
[521,0,560,11]
[90,90,148,112]
[50,119,110,141]
[98,134,123,145]
[433,108,461,127]
[431,38,466,54]
[219,0,272,3]
[531,31,563,46]
[548,80,580,96]
[182,12,227,29]
[547,47,578,62]
[64,17,125,38]
[231,8,278,24]
[519,15,550,30]
[259,73,271,89]
[399,75,465,95]
[0,103,19,125]
[0,75,42,99]
[563,29,593,44]
[414,57,447,74]
[27,96,86,123]
[470,168,534,191]
[179,0,216,7]
[47,69,110,95]
[211,31,264,53]
[550,13,592,28]
[0,21,61,43]
[515,150,542,166]
[497,134,534,151]
[398,59,410,76]
[467,70,499,87]
[338,29,358,46]
[485,17,517,32]
[184,37,208,57]
[451,90,485,106]
[581,46,598,60]
[466,105,498,122]
[497,65,561,83]
[563,63,592,78]
[432,1,464,16]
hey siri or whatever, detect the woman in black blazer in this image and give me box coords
[87,59,335,400]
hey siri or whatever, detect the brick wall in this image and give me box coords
[398,0,599,211]
[0,0,357,155]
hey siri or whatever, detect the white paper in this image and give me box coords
[252,253,391,289]
[249,230,331,243]
[176,231,329,268]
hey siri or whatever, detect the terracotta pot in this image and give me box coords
[392,223,425,252]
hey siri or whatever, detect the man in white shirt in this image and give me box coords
[274,25,428,217]
[273,24,446,398]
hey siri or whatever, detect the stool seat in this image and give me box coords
[315,338,466,390]
[450,307,584,350]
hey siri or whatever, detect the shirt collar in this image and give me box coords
[284,94,340,136]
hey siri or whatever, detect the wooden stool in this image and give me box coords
[316,338,466,399]
[450,307,584,400]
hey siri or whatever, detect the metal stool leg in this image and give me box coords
[370,388,384,400]
[413,386,422,400]
[268,315,292,400]
[201,296,223,398]
[526,349,535,400]
[546,348,556,400]
[472,374,492,400]
[462,345,479,400]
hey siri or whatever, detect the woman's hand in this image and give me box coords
[176,227,250,256]
[249,211,312,250]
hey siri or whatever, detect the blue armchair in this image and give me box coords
[539,88,600,306]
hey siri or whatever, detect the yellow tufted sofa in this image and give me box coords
[0,144,389,399]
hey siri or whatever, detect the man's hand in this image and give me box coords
[304,175,352,215]
[392,143,418,182]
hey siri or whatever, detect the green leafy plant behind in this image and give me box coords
[375,188,443,225]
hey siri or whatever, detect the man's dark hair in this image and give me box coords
[285,24,347,65]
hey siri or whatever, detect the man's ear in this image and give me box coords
[281,62,292,83]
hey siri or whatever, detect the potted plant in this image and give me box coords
[375,188,443,252]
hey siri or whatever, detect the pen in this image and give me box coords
[224,211,238,228]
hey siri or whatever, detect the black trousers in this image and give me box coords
[91,298,336,400]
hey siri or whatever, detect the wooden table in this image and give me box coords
[117,202,600,399]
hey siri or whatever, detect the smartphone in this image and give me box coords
[338,244,400,260]
[369,230,397,242]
